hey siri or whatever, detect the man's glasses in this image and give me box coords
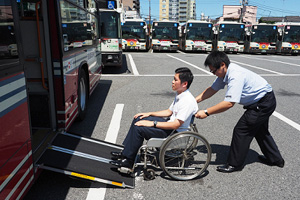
[210,68,217,74]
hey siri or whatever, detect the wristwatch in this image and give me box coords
[153,121,157,128]
[204,110,210,116]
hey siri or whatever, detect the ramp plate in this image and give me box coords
[37,132,134,188]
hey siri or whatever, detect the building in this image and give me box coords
[218,5,257,24]
[121,0,140,19]
[159,0,196,23]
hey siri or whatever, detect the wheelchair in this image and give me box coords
[118,116,212,181]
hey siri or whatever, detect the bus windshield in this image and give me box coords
[283,26,300,43]
[219,24,245,42]
[186,23,213,40]
[122,22,146,40]
[152,22,179,40]
[251,25,278,43]
[100,11,120,38]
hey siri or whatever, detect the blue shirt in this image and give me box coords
[211,63,272,106]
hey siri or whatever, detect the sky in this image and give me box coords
[140,0,300,21]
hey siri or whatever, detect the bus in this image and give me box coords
[121,18,149,51]
[0,22,18,57]
[244,24,279,54]
[151,20,180,52]
[179,20,213,52]
[0,1,133,199]
[99,9,122,67]
[279,24,300,55]
[213,21,245,53]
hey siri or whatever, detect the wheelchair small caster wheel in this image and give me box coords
[143,169,155,180]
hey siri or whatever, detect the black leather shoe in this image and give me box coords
[258,155,285,168]
[111,151,125,160]
[110,158,134,168]
[216,164,243,173]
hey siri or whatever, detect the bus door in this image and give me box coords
[37,132,135,188]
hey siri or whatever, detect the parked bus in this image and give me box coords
[0,1,133,199]
[244,24,279,54]
[213,21,245,53]
[179,20,213,52]
[0,22,18,57]
[99,9,122,67]
[151,20,179,52]
[121,19,149,51]
[278,24,300,55]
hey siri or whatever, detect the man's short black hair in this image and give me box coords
[175,67,194,89]
[204,51,230,69]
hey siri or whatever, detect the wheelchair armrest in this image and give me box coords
[147,138,166,148]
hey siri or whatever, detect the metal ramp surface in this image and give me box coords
[37,132,134,188]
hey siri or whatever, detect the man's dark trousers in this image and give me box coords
[227,91,283,167]
[122,116,173,161]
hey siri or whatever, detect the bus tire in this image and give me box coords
[77,69,88,121]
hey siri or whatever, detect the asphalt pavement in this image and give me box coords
[25,51,300,200]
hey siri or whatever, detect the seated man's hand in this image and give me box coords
[135,120,153,127]
[134,112,150,119]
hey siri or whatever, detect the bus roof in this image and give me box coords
[216,21,245,25]
[186,20,211,24]
[152,20,178,24]
[124,18,146,23]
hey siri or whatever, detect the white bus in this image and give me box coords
[151,20,179,52]
[213,21,245,53]
[99,9,122,67]
[179,20,213,52]
[244,24,279,54]
[278,23,300,55]
[122,19,149,51]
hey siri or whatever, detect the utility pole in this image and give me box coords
[149,0,151,25]
[239,0,248,23]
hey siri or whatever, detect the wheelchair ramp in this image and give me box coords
[37,132,134,188]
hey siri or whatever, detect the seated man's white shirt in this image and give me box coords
[168,89,198,131]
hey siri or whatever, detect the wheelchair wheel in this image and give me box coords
[159,131,211,181]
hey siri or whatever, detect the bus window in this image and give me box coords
[100,11,120,38]
[60,1,98,52]
[0,2,19,76]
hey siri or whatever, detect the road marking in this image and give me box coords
[166,54,212,75]
[239,55,300,67]
[86,104,124,200]
[101,74,300,77]
[273,111,300,131]
[128,54,139,76]
[231,60,285,75]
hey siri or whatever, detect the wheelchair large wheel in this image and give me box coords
[159,131,211,181]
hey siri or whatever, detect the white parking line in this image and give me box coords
[273,111,300,131]
[128,54,139,76]
[166,54,212,75]
[86,104,124,200]
[239,55,300,67]
[231,60,285,75]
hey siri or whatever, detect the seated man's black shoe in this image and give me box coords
[216,164,243,173]
[111,151,125,160]
[110,158,134,169]
[258,155,285,168]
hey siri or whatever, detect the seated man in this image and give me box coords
[110,67,198,168]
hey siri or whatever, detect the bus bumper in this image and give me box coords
[249,48,276,54]
[281,48,300,55]
[152,44,178,51]
[124,45,147,51]
[102,52,122,67]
